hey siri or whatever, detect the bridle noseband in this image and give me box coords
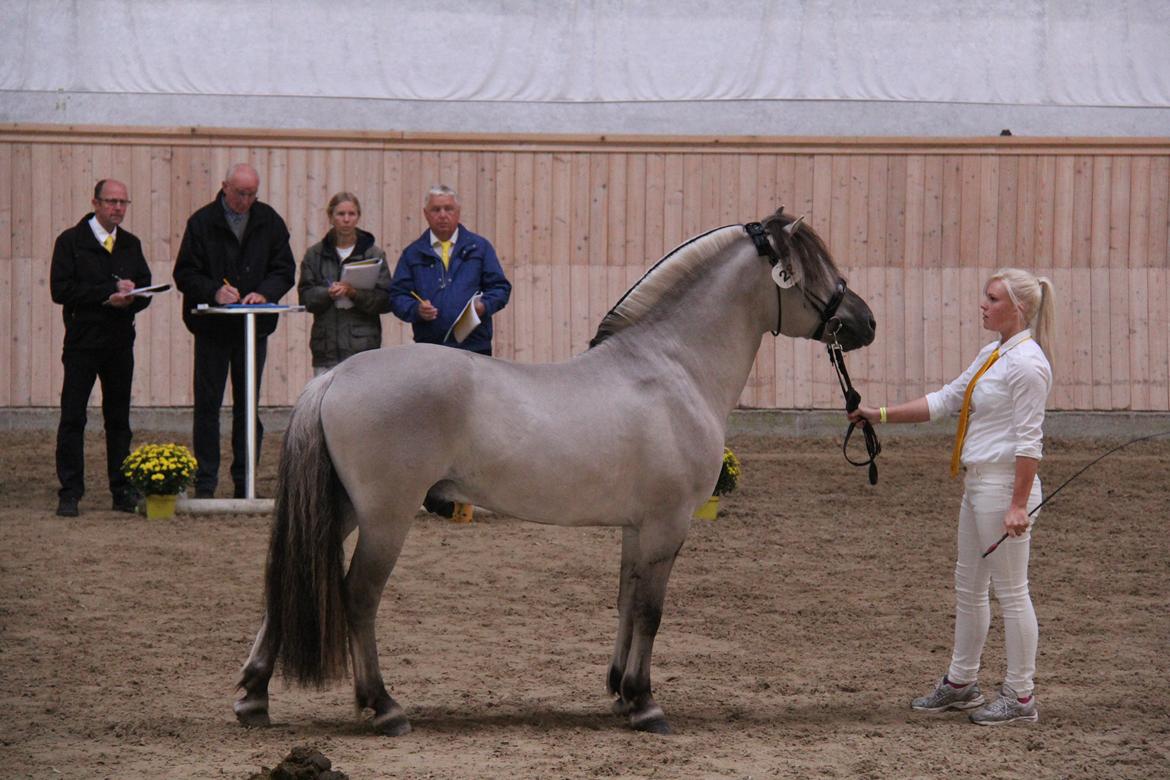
[744,221,880,484]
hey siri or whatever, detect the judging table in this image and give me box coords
[191,303,306,502]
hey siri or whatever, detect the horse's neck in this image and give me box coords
[603,256,773,415]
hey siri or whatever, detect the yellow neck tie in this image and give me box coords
[950,348,1000,477]
[439,240,452,270]
[103,233,115,252]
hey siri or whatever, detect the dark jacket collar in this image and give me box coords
[324,228,376,256]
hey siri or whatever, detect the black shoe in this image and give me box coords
[194,488,215,499]
[112,491,141,513]
[423,492,455,518]
[56,496,80,517]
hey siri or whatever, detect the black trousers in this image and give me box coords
[56,346,135,500]
[192,334,267,494]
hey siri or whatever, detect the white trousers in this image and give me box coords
[947,463,1041,696]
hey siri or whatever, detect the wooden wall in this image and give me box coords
[2,125,1168,411]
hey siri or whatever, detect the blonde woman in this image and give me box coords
[850,268,1055,726]
[297,192,391,375]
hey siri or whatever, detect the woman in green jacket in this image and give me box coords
[297,192,392,375]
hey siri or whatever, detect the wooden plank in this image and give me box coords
[1109,157,1131,409]
[750,154,779,407]
[662,153,684,251]
[700,154,720,232]
[643,153,664,264]
[1147,157,1169,410]
[535,152,556,367]
[569,263,591,357]
[1015,156,1037,270]
[1034,155,1057,272]
[940,155,962,384]
[681,154,702,240]
[625,153,646,270]
[513,152,537,364]
[30,144,56,405]
[921,156,944,391]
[550,153,572,362]
[996,155,1018,266]
[771,155,796,406]
[606,153,627,270]
[493,152,517,360]
[862,155,887,405]
[146,145,173,406]
[1149,267,1169,411]
[902,155,925,400]
[719,153,739,225]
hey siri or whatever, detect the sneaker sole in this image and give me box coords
[970,710,1038,726]
[911,695,986,713]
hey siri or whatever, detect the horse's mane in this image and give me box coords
[588,209,843,348]
[588,225,742,348]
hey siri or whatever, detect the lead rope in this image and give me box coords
[828,339,881,485]
[981,429,1170,557]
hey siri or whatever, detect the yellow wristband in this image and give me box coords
[879,406,888,424]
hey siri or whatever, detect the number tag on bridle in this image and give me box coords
[771,262,797,289]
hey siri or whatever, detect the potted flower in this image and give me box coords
[694,447,740,520]
[121,443,198,519]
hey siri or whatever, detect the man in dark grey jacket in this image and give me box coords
[173,163,295,499]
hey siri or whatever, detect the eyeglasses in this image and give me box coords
[98,198,132,207]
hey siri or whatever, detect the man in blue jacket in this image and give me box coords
[389,185,511,356]
[390,185,511,520]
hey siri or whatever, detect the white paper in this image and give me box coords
[334,258,383,310]
[444,293,482,344]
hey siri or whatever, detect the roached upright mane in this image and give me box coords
[588,225,741,348]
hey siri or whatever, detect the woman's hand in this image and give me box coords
[328,281,356,300]
[1003,505,1031,537]
[849,405,880,425]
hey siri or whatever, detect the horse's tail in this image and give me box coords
[262,372,349,687]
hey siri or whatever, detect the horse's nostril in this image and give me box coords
[869,316,876,330]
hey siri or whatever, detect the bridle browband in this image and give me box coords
[744,220,880,484]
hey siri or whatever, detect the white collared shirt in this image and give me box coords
[429,228,460,256]
[89,215,115,247]
[927,329,1052,465]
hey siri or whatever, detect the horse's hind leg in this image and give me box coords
[234,615,274,726]
[346,512,413,736]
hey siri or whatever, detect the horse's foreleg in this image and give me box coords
[608,526,638,714]
[345,520,412,736]
[619,533,683,735]
[234,615,274,726]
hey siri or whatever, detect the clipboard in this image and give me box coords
[443,292,483,344]
[335,258,383,309]
[130,283,171,297]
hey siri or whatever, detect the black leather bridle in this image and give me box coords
[744,221,880,484]
[744,221,846,339]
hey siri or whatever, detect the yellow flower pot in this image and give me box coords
[694,495,719,521]
[145,493,178,520]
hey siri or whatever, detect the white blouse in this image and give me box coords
[926,329,1052,465]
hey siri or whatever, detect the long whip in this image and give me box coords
[981,429,1170,557]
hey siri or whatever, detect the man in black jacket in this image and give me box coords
[49,179,153,517]
[173,163,295,498]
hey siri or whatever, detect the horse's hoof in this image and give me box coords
[233,698,271,728]
[629,704,671,734]
[372,705,412,737]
